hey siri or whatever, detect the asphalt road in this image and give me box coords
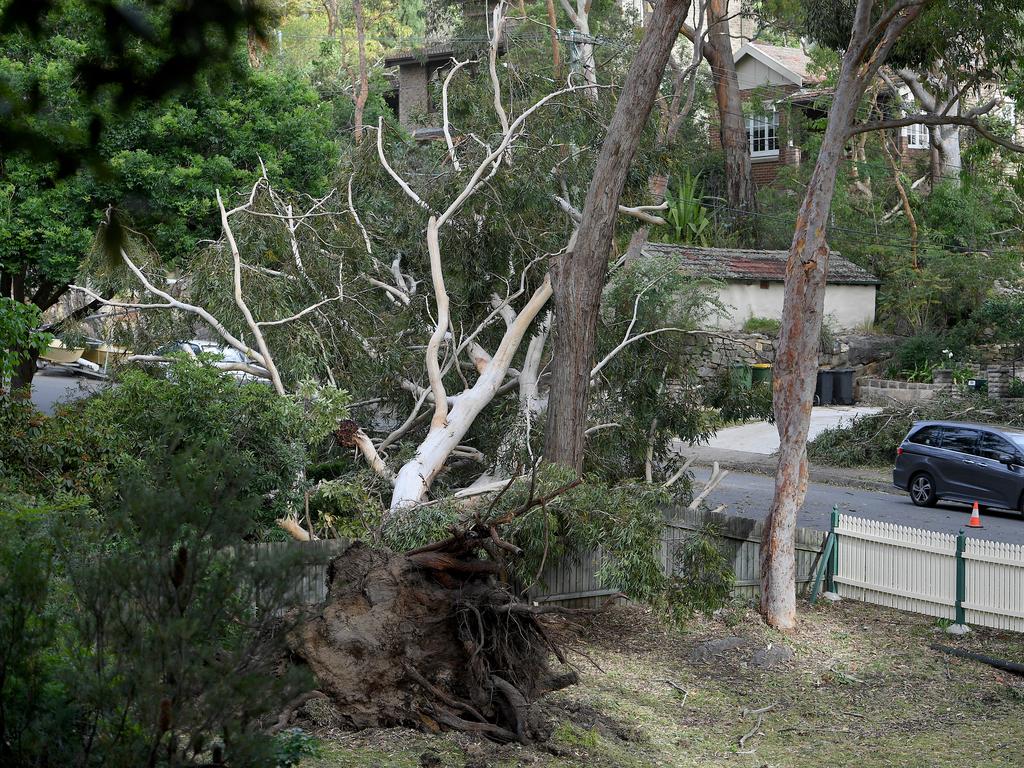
[694,467,1024,545]
[31,370,107,414]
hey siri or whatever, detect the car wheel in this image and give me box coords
[909,472,938,507]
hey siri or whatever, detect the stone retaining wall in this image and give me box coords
[682,331,896,390]
[859,378,946,404]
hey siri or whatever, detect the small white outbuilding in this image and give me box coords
[642,244,880,331]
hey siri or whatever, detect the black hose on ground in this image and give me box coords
[930,644,1024,677]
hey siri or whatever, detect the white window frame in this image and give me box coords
[903,122,930,149]
[746,111,779,158]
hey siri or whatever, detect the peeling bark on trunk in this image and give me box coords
[545,0,561,78]
[543,0,692,472]
[760,0,925,630]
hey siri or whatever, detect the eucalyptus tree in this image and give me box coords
[80,4,715,531]
[681,0,757,217]
[761,0,1024,629]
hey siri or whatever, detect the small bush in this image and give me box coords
[666,522,735,621]
[742,316,781,335]
[886,333,952,379]
[705,369,774,425]
[807,395,1024,467]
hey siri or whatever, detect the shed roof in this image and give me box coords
[640,244,880,286]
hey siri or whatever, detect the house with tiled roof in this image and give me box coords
[642,243,880,331]
[712,42,832,188]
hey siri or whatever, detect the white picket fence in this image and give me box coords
[832,514,1024,632]
[963,537,1024,631]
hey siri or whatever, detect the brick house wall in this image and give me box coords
[708,83,805,188]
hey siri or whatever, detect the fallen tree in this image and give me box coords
[68,3,737,743]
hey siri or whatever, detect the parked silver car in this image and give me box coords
[153,340,270,384]
[893,421,1024,514]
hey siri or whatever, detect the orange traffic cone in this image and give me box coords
[967,502,984,528]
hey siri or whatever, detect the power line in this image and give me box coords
[705,201,1023,259]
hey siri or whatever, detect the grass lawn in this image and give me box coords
[300,599,1024,767]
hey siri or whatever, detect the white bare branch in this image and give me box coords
[347,175,373,255]
[217,189,286,394]
[441,58,474,171]
[424,216,451,426]
[376,117,431,211]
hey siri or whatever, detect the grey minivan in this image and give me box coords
[893,421,1024,513]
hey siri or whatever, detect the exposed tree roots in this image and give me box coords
[287,540,582,743]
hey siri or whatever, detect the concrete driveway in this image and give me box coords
[704,405,882,455]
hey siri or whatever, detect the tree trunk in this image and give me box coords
[933,122,961,185]
[760,50,870,631]
[543,0,692,471]
[352,0,369,143]
[10,346,39,393]
[706,0,756,217]
[322,0,339,37]
[545,0,560,78]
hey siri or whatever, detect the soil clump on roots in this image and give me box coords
[287,540,579,744]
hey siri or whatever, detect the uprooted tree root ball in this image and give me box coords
[287,541,580,744]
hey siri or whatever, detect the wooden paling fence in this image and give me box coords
[256,507,827,609]
[827,513,1024,632]
[256,510,1024,633]
[527,507,826,606]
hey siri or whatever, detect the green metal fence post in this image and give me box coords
[808,534,834,604]
[826,504,840,594]
[954,530,966,627]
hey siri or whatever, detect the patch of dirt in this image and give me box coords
[303,598,1024,768]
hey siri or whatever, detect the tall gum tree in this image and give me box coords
[681,0,757,217]
[761,0,1024,629]
[544,0,694,470]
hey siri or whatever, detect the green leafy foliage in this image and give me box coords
[807,395,1024,468]
[0,359,348,532]
[0,443,315,767]
[0,2,338,332]
[666,522,736,621]
[0,299,52,387]
[705,371,774,426]
[655,171,712,246]
[382,464,732,622]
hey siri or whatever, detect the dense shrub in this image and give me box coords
[0,445,316,767]
[0,359,348,533]
[807,395,1024,467]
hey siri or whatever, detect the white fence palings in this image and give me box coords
[963,538,1024,632]
[833,515,958,621]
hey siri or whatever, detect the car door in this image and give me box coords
[973,431,1024,509]
[935,426,982,501]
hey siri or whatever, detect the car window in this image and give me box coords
[909,426,942,446]
[219,347,246,363]
[978,432,1020,461]
[940,427,980,455]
